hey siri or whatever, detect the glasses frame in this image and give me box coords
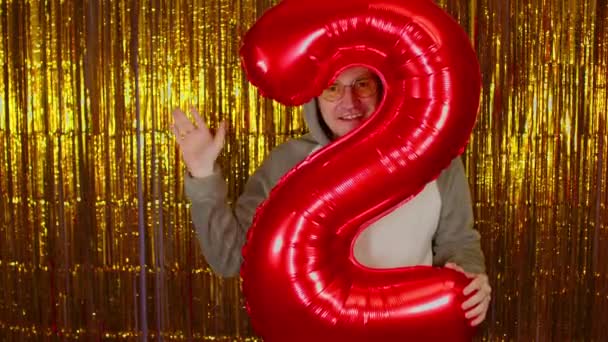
[320,76,379,102]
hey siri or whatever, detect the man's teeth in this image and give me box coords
[340,114,363,120]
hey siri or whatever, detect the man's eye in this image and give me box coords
[355,79,371,88]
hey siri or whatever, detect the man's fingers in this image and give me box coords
[464,274,490,295]
[172,108,195,134]
[212,121,227,154]
[191,107,205,127]
[189,106,212,135]
[464,297,488,318]
[470,310,487,326]
[462,290,485,310]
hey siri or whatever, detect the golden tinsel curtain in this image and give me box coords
[0,0,606,340]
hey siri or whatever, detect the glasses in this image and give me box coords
[320,77,379,102]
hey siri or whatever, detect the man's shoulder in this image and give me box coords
[257,133,318,181]
[268,133,318,158]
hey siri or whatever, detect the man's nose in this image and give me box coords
[340,87,360,107]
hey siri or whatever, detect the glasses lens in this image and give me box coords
[320,77,379,101]
[353,78,378,98]
[321,83,343,101]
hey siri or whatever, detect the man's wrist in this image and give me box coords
[188,166,215,178]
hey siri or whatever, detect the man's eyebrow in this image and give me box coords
[357,73,375,78]
[330,74,375,84]
[355,75,374,81]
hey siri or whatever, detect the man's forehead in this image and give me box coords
[333,68,375,83]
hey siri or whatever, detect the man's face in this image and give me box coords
[317,67,380,138]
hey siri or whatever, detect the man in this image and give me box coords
[172,66,491,326]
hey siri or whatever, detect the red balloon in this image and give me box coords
[240,0,481,341]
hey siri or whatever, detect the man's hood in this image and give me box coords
[302,98,332,146]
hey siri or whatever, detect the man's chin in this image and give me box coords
[333,124,363,138]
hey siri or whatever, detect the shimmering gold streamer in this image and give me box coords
[0,0,606,341]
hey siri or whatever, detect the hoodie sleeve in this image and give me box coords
[184,165,270,277]
[432,157,486,274]
[184,137,318,278]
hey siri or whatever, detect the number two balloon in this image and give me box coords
[239,0,482,341]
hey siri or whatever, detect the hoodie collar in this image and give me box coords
[303,98,333,146]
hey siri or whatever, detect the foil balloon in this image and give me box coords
[239,0,481,341]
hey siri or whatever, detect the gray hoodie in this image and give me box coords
[184,100,486,277]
